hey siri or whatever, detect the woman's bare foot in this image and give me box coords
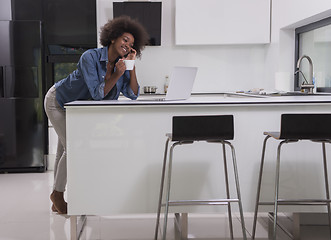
[51,204,58,212]
[50,190,67,214]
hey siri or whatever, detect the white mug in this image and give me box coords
[123,60,135,70]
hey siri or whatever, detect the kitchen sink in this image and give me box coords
[223,92,268,98]
[271,91,331,96]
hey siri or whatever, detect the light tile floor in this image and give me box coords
[0,171,315,240]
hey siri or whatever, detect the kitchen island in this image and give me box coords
[65,93,331,235]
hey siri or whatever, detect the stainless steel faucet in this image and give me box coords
[296,55,314,94]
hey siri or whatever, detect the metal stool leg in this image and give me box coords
[155,138,170,240]
[162,143,177,240]
[222,143,234,239]
[252,135,270,239]
[163,142,192,240]
[322,142,331,238]
[273,141,287,240]
[225,141,247,240]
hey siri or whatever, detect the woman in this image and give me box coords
[44,16,149,214]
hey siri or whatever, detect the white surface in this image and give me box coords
[275,72,292,92]
[175,0,271,45]
[1,172,283,240]
[96,0,331,95]
[66,93,331,106]
[276,0,331,30]
[66,98,331,216]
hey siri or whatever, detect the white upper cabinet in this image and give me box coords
[175,0,271,45]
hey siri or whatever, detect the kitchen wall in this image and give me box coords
[273,0,331,79]
[96,0,331,94]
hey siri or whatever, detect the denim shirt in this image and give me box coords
[54,47,139,109]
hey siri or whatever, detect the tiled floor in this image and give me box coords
[0,171,327,240]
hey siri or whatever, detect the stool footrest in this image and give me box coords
[259,199,331,206]
[163,199,239,206]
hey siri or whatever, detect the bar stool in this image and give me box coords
[252,113,331,240]
[154,115,247,240]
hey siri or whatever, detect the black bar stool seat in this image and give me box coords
[252,113,331,240]
[154,115,247,240]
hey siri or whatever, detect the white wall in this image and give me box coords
[96,0,331,94]
[273,0,331,76]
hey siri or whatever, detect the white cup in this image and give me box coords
[123,60,135,70]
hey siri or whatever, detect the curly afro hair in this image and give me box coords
[99,16,149,58]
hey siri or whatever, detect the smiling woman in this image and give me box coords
[43,16,149,214]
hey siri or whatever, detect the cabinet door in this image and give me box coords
[175,0,270,45]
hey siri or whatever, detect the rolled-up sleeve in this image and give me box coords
[124,85,140,100]
[78,50,105,100]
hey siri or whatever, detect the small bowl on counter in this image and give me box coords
[143,86,158,94]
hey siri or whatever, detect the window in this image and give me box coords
[295,17,331,92]
[54,63,77,83]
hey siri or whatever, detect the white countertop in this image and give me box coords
[65,93,331,107]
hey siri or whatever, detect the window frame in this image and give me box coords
[295,16,331,92]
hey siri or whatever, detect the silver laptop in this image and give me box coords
[138,66,198,101]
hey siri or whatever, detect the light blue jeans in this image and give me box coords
[44,86,67,192]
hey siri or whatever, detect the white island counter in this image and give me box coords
[65,93,331,216]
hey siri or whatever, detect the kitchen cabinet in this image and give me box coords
[175,0,271,45]
[65,94,331,216]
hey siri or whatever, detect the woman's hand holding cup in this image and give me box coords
[123,48,136,70]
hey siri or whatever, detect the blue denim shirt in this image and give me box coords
[54,47,139,109]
